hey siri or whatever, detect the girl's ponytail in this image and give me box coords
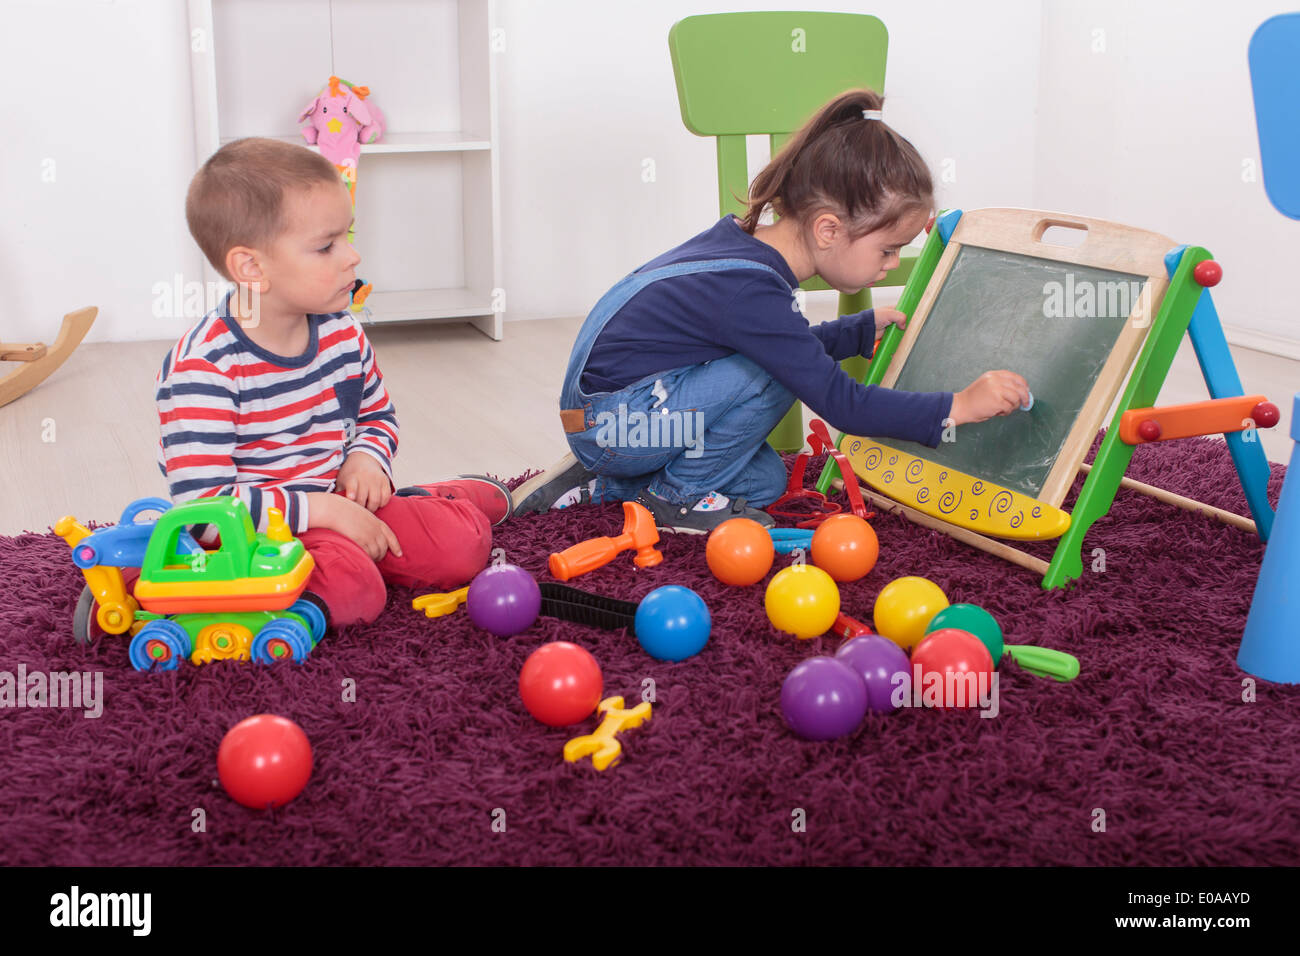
[739,89,932,237]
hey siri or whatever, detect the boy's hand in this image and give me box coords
[873,307,909,340]
[336,452,393,512]
[949,371,1031,425]
[310,493,403,561]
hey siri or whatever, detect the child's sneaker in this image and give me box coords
[511,453,597,514]
[634,488,775,534]
[396,475,514,526]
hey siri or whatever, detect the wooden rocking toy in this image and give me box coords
[0,307,96,409]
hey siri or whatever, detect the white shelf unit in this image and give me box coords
[188,0,504,340]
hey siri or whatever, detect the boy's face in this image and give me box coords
[258,181,360,315]
[812,208,930,296]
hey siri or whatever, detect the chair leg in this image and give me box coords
[839,287,873,384]
[766,401,805,452]
[765,287,887,452]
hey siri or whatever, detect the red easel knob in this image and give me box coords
[1252,402,1280,429]
[1193,260,1222,287]
[1137,420,1162,442]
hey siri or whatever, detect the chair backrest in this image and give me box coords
[1249,13,1300,220]
[669,11,889,218]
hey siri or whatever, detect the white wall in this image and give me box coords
[2,0,197,347]
[493,0,1043,320]
[1035,0,1300,354]
[2,0,1297,356]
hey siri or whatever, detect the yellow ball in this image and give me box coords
[765,564,841,639]
[873,576,949,650]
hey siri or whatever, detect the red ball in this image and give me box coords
[1137,419,1162,442]
[910,628,995,709]
[1252,402,1280,429]
[519,641,602,727]
[217,714,313,809]
[1193,260,1222,287]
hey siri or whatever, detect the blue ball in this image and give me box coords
[634,585,711,662]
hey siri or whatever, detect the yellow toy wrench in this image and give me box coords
[412,586,469,618]
[563,696,652,771]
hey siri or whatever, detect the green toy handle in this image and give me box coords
[1004,645,1080,682]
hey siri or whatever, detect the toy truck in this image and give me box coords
[55,496,326,672]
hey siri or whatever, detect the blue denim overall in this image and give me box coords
[560,258,796,507]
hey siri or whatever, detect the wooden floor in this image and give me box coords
[1,311,1295,535]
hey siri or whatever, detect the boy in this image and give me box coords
[157,137,512,627]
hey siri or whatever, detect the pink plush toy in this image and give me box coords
[298,76,384,310]
[298,76,386,206]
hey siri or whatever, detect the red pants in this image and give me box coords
[298,494,492,627]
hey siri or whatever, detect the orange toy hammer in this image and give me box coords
[548,502,663,581]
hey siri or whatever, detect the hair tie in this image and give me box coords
[862,109,883,121]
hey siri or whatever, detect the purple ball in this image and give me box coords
[466,564,541,637]
[835,635,912,714]
[780,656,868,741]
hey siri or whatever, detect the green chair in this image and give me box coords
[668,11,919,452]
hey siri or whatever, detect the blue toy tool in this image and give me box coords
[769,528,814,554]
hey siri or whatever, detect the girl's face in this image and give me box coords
[810,208,931,296]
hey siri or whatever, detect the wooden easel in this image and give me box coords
[0,307,96,409]
[815,209,1276,590]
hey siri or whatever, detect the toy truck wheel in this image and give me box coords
[290,594,328,642]
[72,586,104,646]
[128,620,192,672]
[251,619,313,664]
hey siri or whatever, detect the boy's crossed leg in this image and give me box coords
[299,493,492,626]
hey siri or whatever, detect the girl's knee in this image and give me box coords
[740,447,790,508]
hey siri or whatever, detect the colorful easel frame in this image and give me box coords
[815,208,1276,590]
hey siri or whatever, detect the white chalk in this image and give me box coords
[1022,391,1034,412]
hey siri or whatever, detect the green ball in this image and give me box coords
[926,604,1004,665]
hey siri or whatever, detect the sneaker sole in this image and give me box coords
[511,453,592,513]
[655,514,776,535]
[656,523,710,535]
[636,496,776,535]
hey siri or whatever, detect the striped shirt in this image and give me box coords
[156,293,398,537]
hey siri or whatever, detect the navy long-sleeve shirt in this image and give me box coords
[580,215,953,446]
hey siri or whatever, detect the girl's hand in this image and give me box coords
[949,371,1031,425]
[336,452,393,512]
[873,307,908,340]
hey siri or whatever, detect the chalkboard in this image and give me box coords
[873,244,1148,499]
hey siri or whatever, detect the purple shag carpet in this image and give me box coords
[2,434,1298,866]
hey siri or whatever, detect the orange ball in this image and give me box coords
[706,518,775,586]
[810,514,879,582]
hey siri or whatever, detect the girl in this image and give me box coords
[515,89,1028,533]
